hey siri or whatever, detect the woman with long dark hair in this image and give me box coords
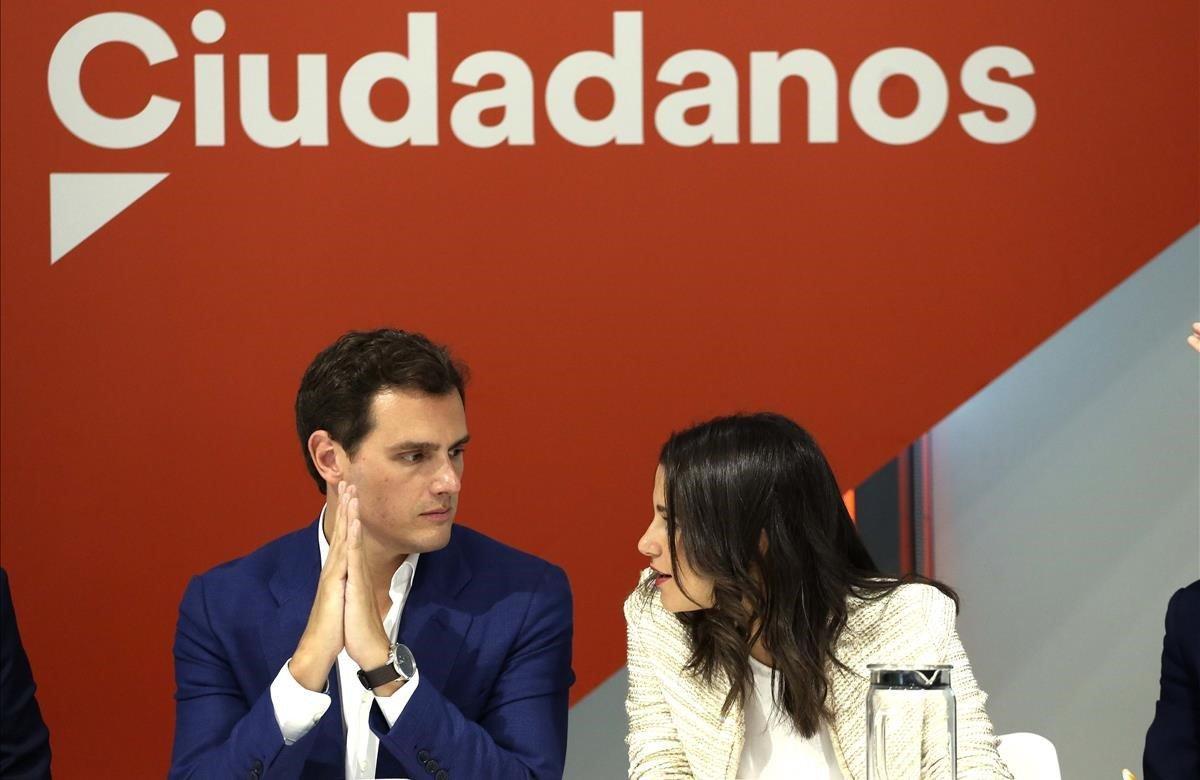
[626,413,1012,779]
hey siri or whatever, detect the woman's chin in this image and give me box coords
[659,590,705,614]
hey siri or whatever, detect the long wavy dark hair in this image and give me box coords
[655,412,956,738]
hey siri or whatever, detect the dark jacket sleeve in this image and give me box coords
[374,564,574,779]
[170,575,320,780]
[0,567,52,779]
[1144,581,1200,780]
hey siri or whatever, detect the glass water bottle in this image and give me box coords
[865,664,957,780]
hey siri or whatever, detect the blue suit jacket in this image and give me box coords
[1144,580,1200,780]
[0,568,52,779]
[170,520,573,779]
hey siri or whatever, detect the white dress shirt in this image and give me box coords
[736,657,845,780]
[269,508,422,779]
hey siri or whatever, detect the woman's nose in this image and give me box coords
[637,524,662,558]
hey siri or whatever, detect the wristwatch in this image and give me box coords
[357,643,417,690]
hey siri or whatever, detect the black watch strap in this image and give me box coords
[357,661,402,690]
[357,643,415,690]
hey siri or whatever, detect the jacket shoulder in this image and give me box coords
[453,525,560,575]
[1170,580,1200,610]
[452,524,548,566]
[194,523,315,586]
[451,524,570,604]
[843,582,959,665]
[851,581,955,622]
[1167,581,1200,632]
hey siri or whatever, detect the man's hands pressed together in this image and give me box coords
[344,484,405,697]
[169,336,572,780]
[289,482,404,698]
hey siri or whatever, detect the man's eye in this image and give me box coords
[399,452,424,463]
[450,447,466,458]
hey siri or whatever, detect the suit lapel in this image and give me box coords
[259,520,345,771]
[396,527,474,694]
[827,655,867,780]
[827,596,889,780]
[261,520,323,674]
[256,520,475,772]
[701,673,743,780]
[652,611,743,780]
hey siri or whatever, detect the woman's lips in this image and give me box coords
[653,573,673,587]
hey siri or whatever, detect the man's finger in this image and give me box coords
[341,491,361,582]
[347,497,361,551]
[325,486,351,575]
[330,484,345,539]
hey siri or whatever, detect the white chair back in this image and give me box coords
[996,732,1061,780]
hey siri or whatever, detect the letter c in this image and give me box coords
[48,12,180,149]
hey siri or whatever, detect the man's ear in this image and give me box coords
[308,430,346,488]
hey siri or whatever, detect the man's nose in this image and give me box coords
[432,457,462,494]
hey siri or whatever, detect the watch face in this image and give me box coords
[394,643,417,679]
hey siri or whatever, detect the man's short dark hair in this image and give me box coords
[295,329,468,493]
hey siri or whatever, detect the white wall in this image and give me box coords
[932,228,1199,778]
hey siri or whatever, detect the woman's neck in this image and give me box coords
[749,634,774,666]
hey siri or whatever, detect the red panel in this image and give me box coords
[920,434,936,578]
[897,449,914,574]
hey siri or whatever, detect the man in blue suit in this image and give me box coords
[1,567,52,778]
[170,329,574,779]
[1143,580,1200,780]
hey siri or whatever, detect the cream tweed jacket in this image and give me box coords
[625,574,1014,780]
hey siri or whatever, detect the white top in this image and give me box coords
[268,508,422,779]
[736,657,846,780]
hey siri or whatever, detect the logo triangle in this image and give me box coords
[49,173,169,264]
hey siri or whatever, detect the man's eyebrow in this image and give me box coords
[388,435,471,452]
[389,441,437,452]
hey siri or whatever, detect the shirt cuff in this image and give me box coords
[269,659,332,745]
[374,668,420,728]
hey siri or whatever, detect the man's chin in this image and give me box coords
[409,520,454,553]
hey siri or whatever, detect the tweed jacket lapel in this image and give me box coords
[629,581,1009,780]
[825,641,869,780]
[636,594,743,779]
[646,585,922,780]
[825,588,944,780]
[678,667,742,780]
